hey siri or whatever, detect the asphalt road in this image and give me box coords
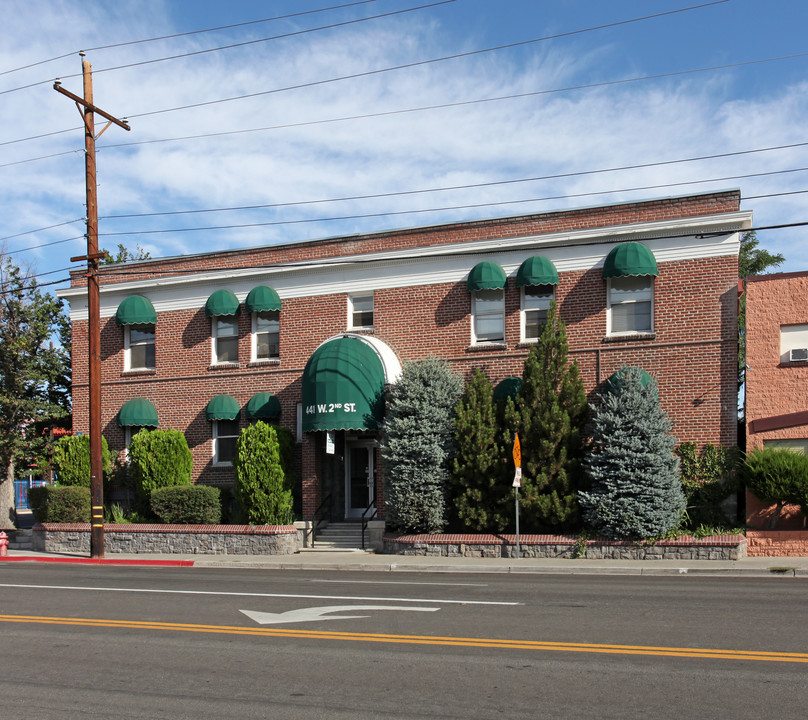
[1,564,806,719]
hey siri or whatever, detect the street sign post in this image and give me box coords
[513,434,521,559]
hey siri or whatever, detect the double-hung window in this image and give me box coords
[472,289,505,344]
[521,285,554,342]
[252,310,279,361]
[608,276,653,335]
[213,419,239,465]
[349,294,374,330]
[125,324,155,371]
[213,316,239,363]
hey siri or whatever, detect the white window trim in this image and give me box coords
[606,277,654,336]
[212,419,239,466]
[250,310,280,362]
[471,289,505,345]
[124,325,155,372]
[348,293,374,331]
[520,286,555,343]
[211,316,239,365]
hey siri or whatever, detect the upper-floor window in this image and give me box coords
[213,316,239,364]
[472,289,505,344]
[521,285,554,342]
[780,324,808,363]
[125,324,155,371]
[349,294,374,330]
[252,310,279,361]
[607,276,653,335]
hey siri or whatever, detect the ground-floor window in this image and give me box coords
[213,419,240,465]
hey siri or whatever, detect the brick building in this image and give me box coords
[745,271,808,528]
[58,190,748,522]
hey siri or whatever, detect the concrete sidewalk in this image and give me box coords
[3,546,808,576]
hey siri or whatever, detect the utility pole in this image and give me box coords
[54,54,130,558]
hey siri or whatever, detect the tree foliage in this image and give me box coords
[51,434,112,487]
[451,368,510,531]
[128,429,192,504]
[743,447,808,528]
[579,367,685,539]
[100,243,151,265]
[502,303,589,529]
[0,256,71,528]
[382,357,463,533]
[233,421,293,525]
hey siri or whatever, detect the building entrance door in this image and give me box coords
[345,442,374,519]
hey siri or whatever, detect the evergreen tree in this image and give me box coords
[579,367,686,539]
[451,368,510,531]
[0,257,71,528]
[503,302,588,529]
[233,421,293,525]
[382,357,463,533]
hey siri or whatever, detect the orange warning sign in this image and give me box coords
[513,433,521,469]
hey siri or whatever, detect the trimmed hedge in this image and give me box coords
[743,447,808,527]
[150,486,222,525]
[51,435,112,487]
[128,429,193,503]
[28,485,91,523]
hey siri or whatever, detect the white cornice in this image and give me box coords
[60,210,750,320]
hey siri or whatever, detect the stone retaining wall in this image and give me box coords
[746,530,808,557]
[33,523,299,555]
[383,533,747,560]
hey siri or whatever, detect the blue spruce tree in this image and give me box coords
[579,366,685,539]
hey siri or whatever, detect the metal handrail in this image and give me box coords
[311,493,332,547]
[361,500,378,550]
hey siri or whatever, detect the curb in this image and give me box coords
[0,556,194,567]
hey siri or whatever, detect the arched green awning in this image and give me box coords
[117,398,159,427]
[205,289,240,317]
[245,286,281,313]
[245,392,281,421]
[467,261,507,291]
[493,377,522,402]
[302,336,386,432]
[206,394,240,421]
[602,242,658,279]
[115,295,157,326]
[602,367,656,398]
[516,256,559,286]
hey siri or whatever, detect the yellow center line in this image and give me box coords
[2,614,806,663]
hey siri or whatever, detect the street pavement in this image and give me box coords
[3,545,808,576]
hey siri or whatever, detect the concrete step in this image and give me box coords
[7,529,32,550]
[311,522,367,551]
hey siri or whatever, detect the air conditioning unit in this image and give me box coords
[789,348,808,362]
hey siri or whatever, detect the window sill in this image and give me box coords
[208,362,240,370]
[347,327,375,334]
[466,342,507,352]
[122,369,156,376]
[516,340,538,348]
[602,332,656,343]
[248,359,281,367]
[778,361,808,368]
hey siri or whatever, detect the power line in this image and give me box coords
[92,167,808,238]
[0,0,454,97]
[0,220,84,244]
[0,0,380,78]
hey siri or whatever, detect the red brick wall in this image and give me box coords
[747,530,808,557]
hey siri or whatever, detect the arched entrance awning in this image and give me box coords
[301,334,401,432]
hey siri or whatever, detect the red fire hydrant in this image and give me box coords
[0,531,8,557]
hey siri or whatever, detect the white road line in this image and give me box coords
[0,583,520,606]
[308,579,487,587]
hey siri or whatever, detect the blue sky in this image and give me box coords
[2,0,807,288]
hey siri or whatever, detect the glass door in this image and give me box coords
[345,443,374,519]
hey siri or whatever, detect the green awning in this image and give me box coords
[516,256,559,286]
[205,289,240,317]
[245,392,281,421]
[602,242,658,279]
[493,377,522,402]
[117,398,159,427]
[245,286,281,313]
[467,261,507,291]
[602,367,656,398]
[206,394,240,421]
[115,295,157,326]
[302,336,386,432]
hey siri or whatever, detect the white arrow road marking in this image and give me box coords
[240,605,439,626]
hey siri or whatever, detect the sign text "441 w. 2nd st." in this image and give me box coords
[305,402,357,415]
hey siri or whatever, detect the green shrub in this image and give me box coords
[150,485,222,525]
[28,485,91,523]
[233,422,293,525]
[677,442,740,529]
[127,429,192,504]
[743,447,808,528]
[51,434,111,487]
